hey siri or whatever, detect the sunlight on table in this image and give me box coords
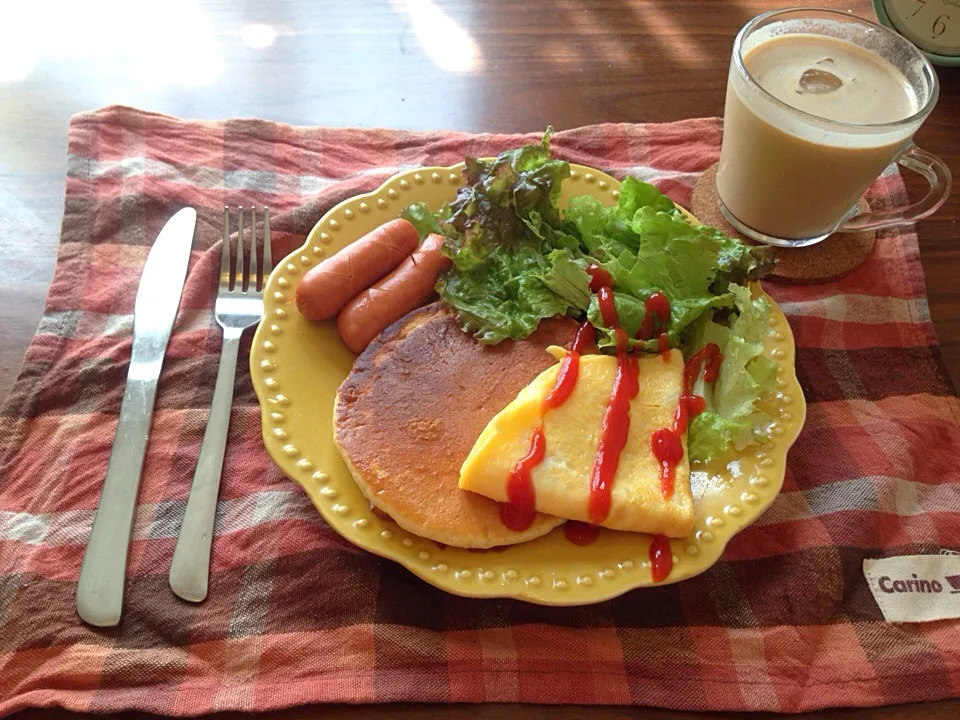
[388,0,481,73]
[0,0,222,85]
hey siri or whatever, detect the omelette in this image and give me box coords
[459,347,696,538]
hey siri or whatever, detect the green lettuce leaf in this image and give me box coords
[588,292,734,353]
[687,284,779,462]
[563,196,618,255]
[681,309,732,358]
[561,180,772,358]
[586,291,645,339]
[437,245,585,344]
[543,249,592,311]
[616,176,679,218]
[571,200,736,352]
[700,226,778,290]
[401,202,444,241]
[689,412,747,464]
[425,129,593,343]
[444,129,570,260]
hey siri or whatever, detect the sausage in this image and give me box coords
[337,233,451,353]
[295,218,419,321]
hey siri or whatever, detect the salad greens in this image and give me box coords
[403,130,591,344]
[685,286,779,461]
[402,131,779,462]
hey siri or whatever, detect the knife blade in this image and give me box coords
[76,207,196,627]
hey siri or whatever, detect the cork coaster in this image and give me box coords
[690,163,875,284]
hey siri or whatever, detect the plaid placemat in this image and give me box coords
[1,106,958,716]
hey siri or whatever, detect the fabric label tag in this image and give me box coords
[863,554,960,623]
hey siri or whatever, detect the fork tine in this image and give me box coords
[234,206,243,291]
[248,207,258,294]
[221,206,231,285]
[262,207,272,286]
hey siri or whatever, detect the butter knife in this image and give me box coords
[76,207,196,627]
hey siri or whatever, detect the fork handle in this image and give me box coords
[169,328,243,602]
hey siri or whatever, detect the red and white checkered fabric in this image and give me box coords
[1,106,958,715]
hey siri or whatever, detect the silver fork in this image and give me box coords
[169,206,271,602]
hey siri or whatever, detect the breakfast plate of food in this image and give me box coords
[250,132,805,605]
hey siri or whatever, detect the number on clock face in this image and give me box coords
[886,0,960,55]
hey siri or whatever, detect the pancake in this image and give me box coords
[334,302,575,548]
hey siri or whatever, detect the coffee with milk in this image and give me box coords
[717,32,919,240]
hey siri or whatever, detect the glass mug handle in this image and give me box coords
[841,145,952,233]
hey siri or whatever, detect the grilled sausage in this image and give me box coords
[337,233,451,353]
[295,218,419,321]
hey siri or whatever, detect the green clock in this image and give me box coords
[874,0,960,66]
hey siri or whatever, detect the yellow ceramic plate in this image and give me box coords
[250,164,805,606]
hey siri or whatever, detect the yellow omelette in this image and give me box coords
[459,347,696,538]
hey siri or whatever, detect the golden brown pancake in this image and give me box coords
[334,302,576,548]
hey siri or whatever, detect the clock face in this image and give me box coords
[884,0,960,56]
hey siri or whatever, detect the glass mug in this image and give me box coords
[716,7,952,248]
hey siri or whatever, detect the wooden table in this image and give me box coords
[3,1,957,718]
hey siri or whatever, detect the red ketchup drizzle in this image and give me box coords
[500,423,547,531]
[657,332,670,359]
[543,321,593,410]
[650,427,684,498]
[586,286,640,524]
[649,534,673,583]
[564,521,599,546]
[586,264,614,293]
[683,342,723,393]
[596,284,619,327]
[650,342,723,502]
[638,291,670,341]
[499,321,594,531]
[674,394,707,436]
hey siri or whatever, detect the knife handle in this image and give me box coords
[76,353,159,627]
